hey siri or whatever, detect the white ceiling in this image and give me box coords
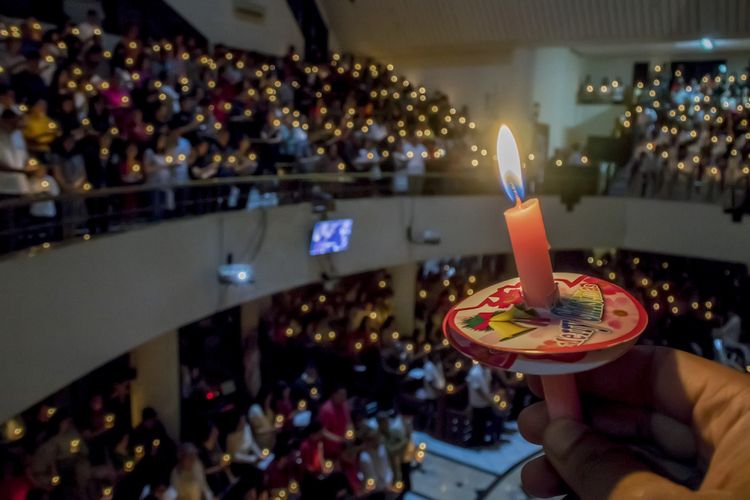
[319,0,750,60]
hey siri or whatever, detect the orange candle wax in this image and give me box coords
[503,197,557,308]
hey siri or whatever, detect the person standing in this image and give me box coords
[170,443,213,500]
[0,109,32,250]
[319,386,352,460]
[375,411,409,488]
[466,362,494,447]
[420,351,445,431]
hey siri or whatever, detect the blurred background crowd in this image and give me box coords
[3,248,746,499]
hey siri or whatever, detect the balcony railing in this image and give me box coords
[0,171,498,255]
[2,168,749,257]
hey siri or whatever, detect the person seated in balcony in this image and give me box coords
[0,107,34,249]
[0,37,27,77]
[11,50,47,105]
[256,112,283,176]
[27,163,60,243]
[565,142,586,167]
[168,95,201,143]
[402,133,427,194]
[51,135,88,237]
[77,9,102,43]
[188,137,219,180]
[353,138,381,176]
[51,95,82,139]
[279,113,309,160]
[22,99,59,158]
[123,108,153,146]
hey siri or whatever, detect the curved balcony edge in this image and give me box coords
[1,195,749,421]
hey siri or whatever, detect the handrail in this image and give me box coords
[1,167,746,258]
[0,171,490,209]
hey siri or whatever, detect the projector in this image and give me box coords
[218,263,254,285]
[408,227,442,245]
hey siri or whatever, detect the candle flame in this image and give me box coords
[496,125,524,202]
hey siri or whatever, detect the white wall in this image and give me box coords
[2,196,750,421]
[396,49,538,152]
[530,48,583,155]
[164,0,304,56]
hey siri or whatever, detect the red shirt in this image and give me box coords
[0,476,32,500]
[319,399,351,457]
[299,436,323,473]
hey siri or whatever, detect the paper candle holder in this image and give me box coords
[442,272,648,375]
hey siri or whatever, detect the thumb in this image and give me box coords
[543,418,692,500]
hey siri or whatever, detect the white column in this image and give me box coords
[130,329,180,440]
[389,263,418,336]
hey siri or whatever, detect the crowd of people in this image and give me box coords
[0,13,478,251]
[179,266,530,499]
[578,75,627,104]
[0,263,532,500]
[621,63,750,202]
[2,247,747,499]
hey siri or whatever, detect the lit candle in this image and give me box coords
[497,125,580,420]
[497,125,556,308]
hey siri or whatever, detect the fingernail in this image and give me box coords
[544,418,588,459]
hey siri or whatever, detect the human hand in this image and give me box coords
[518,346,750,499]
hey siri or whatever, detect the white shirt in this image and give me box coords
[0,129,30,194]
[77,21,101,41]
[566,151,583,166]
[171,138,192,183]
[145,150,171,186]
[140,485,177,500]
[403,141,427,175]
[356,148,381,167]
[248,404,276,450]
[422,360,445,400]
[367,122,388,142]
[226,423,262,459]
[466,364,492,408]
[359,444,393,492]
[714,313,742,343]
[29,175,59,217]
